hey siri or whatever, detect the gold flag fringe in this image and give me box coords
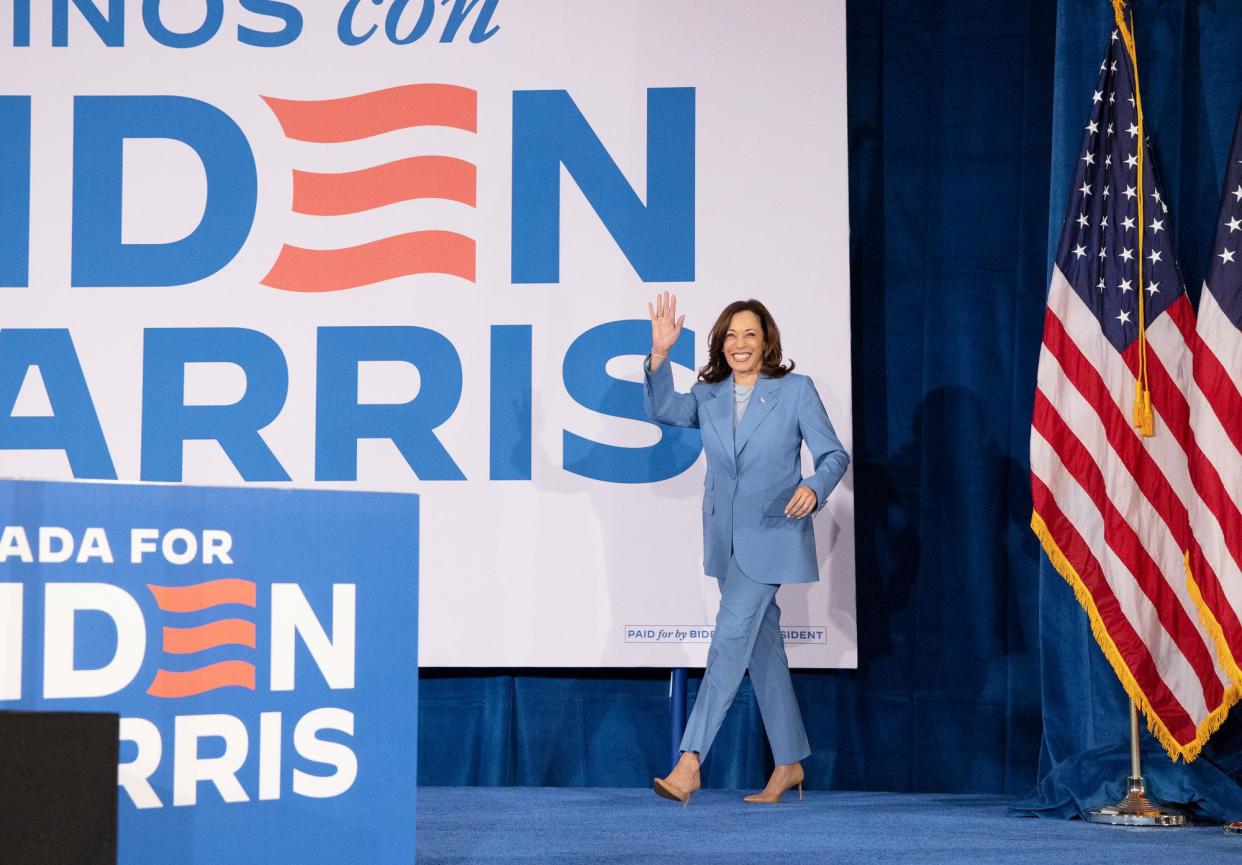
[1031,510,1240,762]
[1184,551,1242,689]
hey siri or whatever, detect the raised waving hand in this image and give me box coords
[647,291,685,371]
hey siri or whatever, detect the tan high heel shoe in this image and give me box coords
[653,756,701,806]
[652,773,699,806]
[743,762,805,804]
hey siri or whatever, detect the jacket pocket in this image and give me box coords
[702,495,715,514]
[762,499,788,518]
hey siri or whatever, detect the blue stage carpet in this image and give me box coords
[416,787,1240,864]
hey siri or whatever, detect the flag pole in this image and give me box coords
[1084,701,1186,826]
[1080,1,1186,829]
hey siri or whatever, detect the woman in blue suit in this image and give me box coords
[644,292,849,805]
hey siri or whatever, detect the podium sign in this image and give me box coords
[0,480,419,865]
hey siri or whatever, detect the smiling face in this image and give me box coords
[723,310,765,378]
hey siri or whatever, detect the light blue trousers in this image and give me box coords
[680,556,811,766]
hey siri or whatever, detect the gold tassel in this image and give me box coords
[1115,0,1156,438]
[1132,381,1153,435]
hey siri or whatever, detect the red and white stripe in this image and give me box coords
[1186,283,1242,677]
[1031,267,1233,757]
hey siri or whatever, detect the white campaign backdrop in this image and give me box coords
[2,0,854,667]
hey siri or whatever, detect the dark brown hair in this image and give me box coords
[697,299,795,383]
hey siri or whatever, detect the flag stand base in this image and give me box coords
[1085,775,1186,826]
[1085,702,1185,827]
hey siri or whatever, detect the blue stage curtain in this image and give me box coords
[421,0,1242,809]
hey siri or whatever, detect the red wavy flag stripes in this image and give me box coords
[292,156,476,215]
[148,661,256,698]
[263,231,475,292]
[261,83,477,141]
[147,581,258,698]
[148,578,256,612]
[162,619,257,654]
[262,84,478,291]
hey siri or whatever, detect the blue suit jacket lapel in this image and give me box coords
[702,379,734,467]
[734,376,782,454]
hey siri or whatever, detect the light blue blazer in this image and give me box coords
[644,359,849,585]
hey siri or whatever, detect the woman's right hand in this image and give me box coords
[648,291,685,365]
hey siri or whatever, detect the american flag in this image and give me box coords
[1030,20,1236,761]
[1185,109,1242,694]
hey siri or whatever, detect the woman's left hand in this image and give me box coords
[784,485,818,519]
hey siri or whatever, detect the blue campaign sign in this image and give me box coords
[0,479,418,865]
